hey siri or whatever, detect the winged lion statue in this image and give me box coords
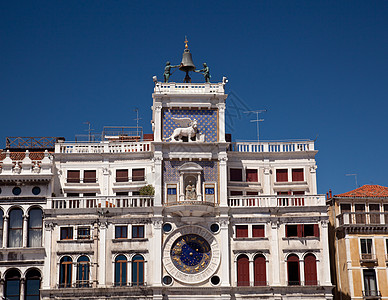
[166,118,198,142]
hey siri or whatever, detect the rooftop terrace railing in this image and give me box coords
[228,140,315,153]
[55,141,151,154]
[154,82,225,94]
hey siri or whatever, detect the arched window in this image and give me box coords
[0,209,4,248]
[132,254,144,286]
[304,253,317,285]
[8,208,23,247]
[59,256,72,288]
[115,255,127,286]
[5,269,21,300]
[25,269,41,300]
[287,254,300,285]
[28,208,43,247]
[76,256,90,287]
[254,254,266,286]
[237,254,249,286]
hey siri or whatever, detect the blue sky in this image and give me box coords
[1,1,387,195]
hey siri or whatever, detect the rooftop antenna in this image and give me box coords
[84,121,94,142]
[244,110,267,141]
[346,173,359,188]
[134,108,142,138]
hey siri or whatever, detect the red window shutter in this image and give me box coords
[254,255,266,286]
[132,168,145,181]
[252,225,265,237]
[236,225,248,238]
[230,168,243,181]
[237,255,250,286]
[313,224,319,237]
[67,170,80,183]
[276,169,288,182]
[246,169,258,182]
[84,170,96,183]
[297,224,303,237]
[116,169,128,182]
[304,254,317,285]
[292,169,304,182]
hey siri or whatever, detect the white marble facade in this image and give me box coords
[0,80,333,299]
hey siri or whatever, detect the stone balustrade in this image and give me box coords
[55,141,152,154]
[153,82,225,94]
[229,140,315,153]
[228,195,325,207]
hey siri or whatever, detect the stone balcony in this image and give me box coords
[228,140,315,153]
[337,212,388,227]
[228,195,325,207]
[153,82,225,95]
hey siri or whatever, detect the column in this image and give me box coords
[0,279,4,299]
[42,223,54,289]
[151,217,163,287]
[218,153,228,206]
[217,103,226,142]
[320,219,332,285]
[196,173,202,201]
[23,215,28,247]
[300,259,305,285]
[153,152,163,206]
[153,104,162,142]
[20,278,25,299]
[98,221,107,287]
[249,259,254,286]
[270,220,281,285]
[219,217,230,286]
[3,216,8,247]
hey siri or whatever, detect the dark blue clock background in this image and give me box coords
[170,234,211,274]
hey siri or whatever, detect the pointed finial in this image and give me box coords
[184,36,188,49]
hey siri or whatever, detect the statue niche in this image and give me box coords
[184,177,197,200]
[178,162,203,202]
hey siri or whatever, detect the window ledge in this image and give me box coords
[112,238,148,243]
[58,239,94,243]
[274,181,307,185]
[282,237,319,240]
[233,237,268,241]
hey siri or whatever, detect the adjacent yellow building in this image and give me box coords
[328,185,388,300]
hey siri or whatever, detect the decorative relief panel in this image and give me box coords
[164,160,218,183]
[163,109,217,142]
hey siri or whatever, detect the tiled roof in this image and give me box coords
[0,151,46,161]
[335,184,388,198]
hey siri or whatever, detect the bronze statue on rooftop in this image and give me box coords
[195,63,211,83]
[164,61,180,83]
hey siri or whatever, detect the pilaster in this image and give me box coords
[218,152,228,207]
[219,216,230,286]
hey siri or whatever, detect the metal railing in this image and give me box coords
[360,253,377,262]
[228,195,325,207]
[363,290,381,298]
[49,196,154,209]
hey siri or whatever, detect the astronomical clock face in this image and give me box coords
[163,226,220,284]
[170,234,211,274]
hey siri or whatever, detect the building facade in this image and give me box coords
[0,69,333,299]
[328,185,388,300]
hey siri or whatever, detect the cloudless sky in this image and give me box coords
[1,1,387,195]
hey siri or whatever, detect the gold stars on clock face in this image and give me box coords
[170,234,211,274]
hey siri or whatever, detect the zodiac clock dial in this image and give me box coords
[170,234,211,274]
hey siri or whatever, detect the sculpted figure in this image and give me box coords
[164,61,180,83]
[195,63,211,83]
[166,118,197,142]
[185,182,197,200]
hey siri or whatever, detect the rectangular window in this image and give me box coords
[252,225,265,237]
[355,204,366,224]
[60,227,73,240]
[67,170,80,183]
[116,192,129,196]
[132,169,145,181]
[276,169,288,182]
[369,204,380,224]
[363,269,378,297]
[115,226,127,239]
[116,169,128,182]
[230,191,243,196]
[340,204,351,213]
[230,168,243,182]
[84,170,96,183]
[286,225,298,237]
[132,225,144,238]
[361,238,373,254]
[77,227,91,240]
[246,169,258,182]
[384,204,388,224]
[292,168,304,182]
[167,188,177,195]
[236,225,248,238]
[304,224,315,237]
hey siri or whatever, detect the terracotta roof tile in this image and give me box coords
[335,184,388,198]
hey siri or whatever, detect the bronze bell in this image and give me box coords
[179,38,195,82]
